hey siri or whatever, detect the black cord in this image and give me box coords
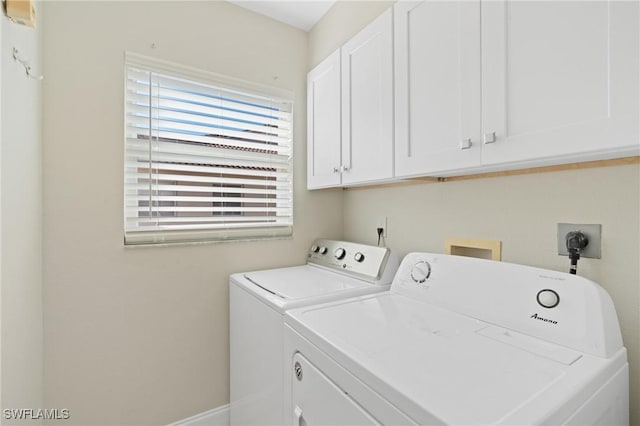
[569,250,580,275]
[566,231,588,275]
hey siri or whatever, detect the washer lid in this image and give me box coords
[286,292,617,425]
[244,265,369,300]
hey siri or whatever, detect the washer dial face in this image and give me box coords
[410,261,432,283]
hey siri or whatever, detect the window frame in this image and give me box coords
[123,52,294,246]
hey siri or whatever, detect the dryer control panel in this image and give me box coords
[308,239,398,285]
[391,253,624,359]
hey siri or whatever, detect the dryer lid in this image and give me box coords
[244,265,369,300]
[286,292,621,425]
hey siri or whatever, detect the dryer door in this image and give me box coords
[291,353,379,426]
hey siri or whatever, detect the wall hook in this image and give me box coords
[12,47,43,81]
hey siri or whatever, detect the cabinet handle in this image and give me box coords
[340,165,350,172]
[333,167,340,173]
[483,132,496,144]
[460,138,473,150]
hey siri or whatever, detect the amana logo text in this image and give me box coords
[530,313,558,325]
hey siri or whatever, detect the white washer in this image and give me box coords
[229,239,399,425]
[285,253,629,425]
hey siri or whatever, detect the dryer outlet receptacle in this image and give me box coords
[557,223,601,259]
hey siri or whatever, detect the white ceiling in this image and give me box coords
[227,0,336,31]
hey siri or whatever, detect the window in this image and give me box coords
[124,53,293,245]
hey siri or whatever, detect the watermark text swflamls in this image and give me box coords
[3,408,70,420]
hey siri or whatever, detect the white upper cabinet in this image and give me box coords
[307,8,394,189]
[481,1,639,167]
[394,1,482,177]
[395,0,639,178]
[307,49,342,189]
[341,8,394,185]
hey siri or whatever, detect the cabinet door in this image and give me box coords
[341,8,394,185]
[307,49,342,189]
[394,1,482,177]
[482,1,639,166]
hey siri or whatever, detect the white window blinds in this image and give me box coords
[124,54,293,245]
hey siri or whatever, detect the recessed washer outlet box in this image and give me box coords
[557,223,602,259]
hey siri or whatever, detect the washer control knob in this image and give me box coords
[410,261,431,283]
[537,289,560,309]
[354,252,365,263]
[334,248,346,260]
[319,247,328,255]
[311,245,319,253]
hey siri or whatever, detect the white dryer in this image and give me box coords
[229,239,399,426]
[284,253,629,425]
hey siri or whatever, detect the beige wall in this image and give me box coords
[310,2,640,424]
[1,4,44,423]
[42,2,342,425]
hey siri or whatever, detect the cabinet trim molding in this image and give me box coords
[343,156,640,190]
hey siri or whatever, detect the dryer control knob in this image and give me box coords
[537,289,560,309]
[410,261,431,283]
[354,252,365,263]
[334,248,346,260]
[319,247,328,255]
[311,245,319,253]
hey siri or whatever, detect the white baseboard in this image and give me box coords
[167,404,229,426]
